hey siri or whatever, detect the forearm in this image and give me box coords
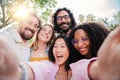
[89,60,99,80]
[97,24,120,80]
[0,64,22,80]
[0,37,34,80]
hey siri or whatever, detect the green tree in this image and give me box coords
[0,0,15,29]
[0,0,57,29]
[112,10,120,26]
[104,10,120,30]
[78,14,85,24]
[86,14,96,22]
[31,0,57,23]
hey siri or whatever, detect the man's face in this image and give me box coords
[19,15,39,41]
[56,10,71,32]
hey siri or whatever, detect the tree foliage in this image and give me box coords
[78,10,120,31]
[0,0,57,29]
[0,0,15,29]
[78,14,84,24]
[103,10,120,30]
[86,14,96,22]
[31,0,57,23]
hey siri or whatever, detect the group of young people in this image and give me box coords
[0,7,120,80]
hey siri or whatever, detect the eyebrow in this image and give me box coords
[42,27,52,31]
[57,14,69,17]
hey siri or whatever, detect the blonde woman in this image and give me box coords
[29,24,55,61]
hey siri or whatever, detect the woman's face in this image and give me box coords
[38,25,53,43]
[72,29,90,55]
[53,38,69,65]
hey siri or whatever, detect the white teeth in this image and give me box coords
[80,47,86,51]
[26,30,32,35]
[80,48,84,50]
[57,54,63,57]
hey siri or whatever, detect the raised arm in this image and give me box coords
[0,37,34,80]
[0,37,21,80]
[97,24,120,80]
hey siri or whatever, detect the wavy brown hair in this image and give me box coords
[30,24,55,51]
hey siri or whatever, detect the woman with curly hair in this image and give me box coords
[69,22,110,80]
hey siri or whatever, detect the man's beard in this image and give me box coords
[20,32,33,40]
[59,22,72,33]
[60,27,70,33]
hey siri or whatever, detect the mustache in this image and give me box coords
[29,29,35,34]
[59,22,69,26]
[26,27,35,34]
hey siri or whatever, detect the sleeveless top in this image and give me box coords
[30,57,48,61]
[29,48,49,61]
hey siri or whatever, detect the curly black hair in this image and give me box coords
[53,7,76,33]
[69,22,110,59]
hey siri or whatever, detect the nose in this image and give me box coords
[61,17,66,22]
[56,47,62,53]
[77,40,84,48]
[45,30,49,35]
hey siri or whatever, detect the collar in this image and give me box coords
[8,27,25,43]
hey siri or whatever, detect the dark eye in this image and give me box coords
[53,45,57,48]
[72,39,78,44]
[56,16,61,21]
[34,24,39,29]
[48,30,52,34]
[81,37,88,41]
[41,28,46,31]
[64,15,69,19]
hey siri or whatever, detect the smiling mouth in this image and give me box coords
[56,55,63,60]
[79,47,87,51]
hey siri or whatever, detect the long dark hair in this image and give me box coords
[69,22,110,59]
[48,35,73,71]
[53,7,76,33]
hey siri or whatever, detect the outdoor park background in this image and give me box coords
[0,0,120,30]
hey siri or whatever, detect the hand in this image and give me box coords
[0,37,20,80]
[98,24,120,80]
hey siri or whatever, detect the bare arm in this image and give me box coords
[0,37,21,80]
[88,60,99,80]
[0,36,34,80]
[97,24,120,80]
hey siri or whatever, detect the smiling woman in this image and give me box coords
[1,24,120,80]
[29,24,55,61]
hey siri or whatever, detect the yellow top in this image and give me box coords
[29,57,49,61]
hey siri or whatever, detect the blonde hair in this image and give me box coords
[30,24,55,51]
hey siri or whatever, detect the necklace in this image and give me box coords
[40,53,43,57]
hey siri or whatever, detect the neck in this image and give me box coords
[59,64,66,71]
[85,53,92,59]
[62,29,71,36]
[38,41,47,50]
[55,64,71,80]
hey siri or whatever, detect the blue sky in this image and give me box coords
[109,0,120,8]
[55,0,120,22]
